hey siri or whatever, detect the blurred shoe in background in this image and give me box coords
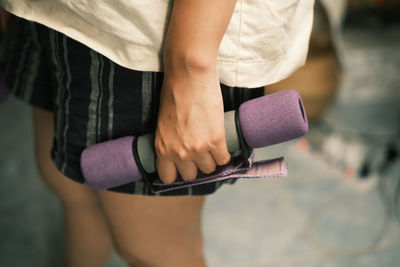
[295,121,399,186]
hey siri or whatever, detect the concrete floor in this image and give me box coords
[1,20,400,267]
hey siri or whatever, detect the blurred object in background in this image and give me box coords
[265,0,341,122]
[348,0,400,8]
[294,0,400,185]
[296,121,399,186]
[346,0,400,27]
[0,36,8,104]
[0,7,12,104]
[0,68,8,103]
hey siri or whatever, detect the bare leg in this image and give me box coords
[97,190,207,267]
[33,107,113,267]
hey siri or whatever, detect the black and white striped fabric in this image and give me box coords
[4,18,264,196]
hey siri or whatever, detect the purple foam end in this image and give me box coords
[238,90,308,148]
[80,136,142,189]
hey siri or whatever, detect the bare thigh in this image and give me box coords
[33,107,206,266]
[32,107,100,208]
[33,107,114,267]
[97,190,206,267]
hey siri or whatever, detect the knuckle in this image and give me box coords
[154,140,167,157]
[190,142,206,153]
[210,135,224,147]
[176,149,189,161]
[155,146,167,157]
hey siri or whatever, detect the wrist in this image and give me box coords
[163,45,217,75]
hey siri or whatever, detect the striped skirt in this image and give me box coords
[4,18,264,196]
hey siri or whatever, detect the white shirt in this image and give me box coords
[1,0,314,87]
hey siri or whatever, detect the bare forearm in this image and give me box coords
[156,0,235,182]
[164,0,237,72]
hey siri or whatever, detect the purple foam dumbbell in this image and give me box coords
[81,89,308,189]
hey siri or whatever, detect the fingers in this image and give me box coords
[155,139,201,183]
[157,148,229,184]
[210,137,231,166]
[192,151,216,175]
[175,160,198,181]
[156,156,177,184]
[155,129,231,184]
[175,150,220,181]
[156,151,215,183]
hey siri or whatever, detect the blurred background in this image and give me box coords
[1,0,400,266]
